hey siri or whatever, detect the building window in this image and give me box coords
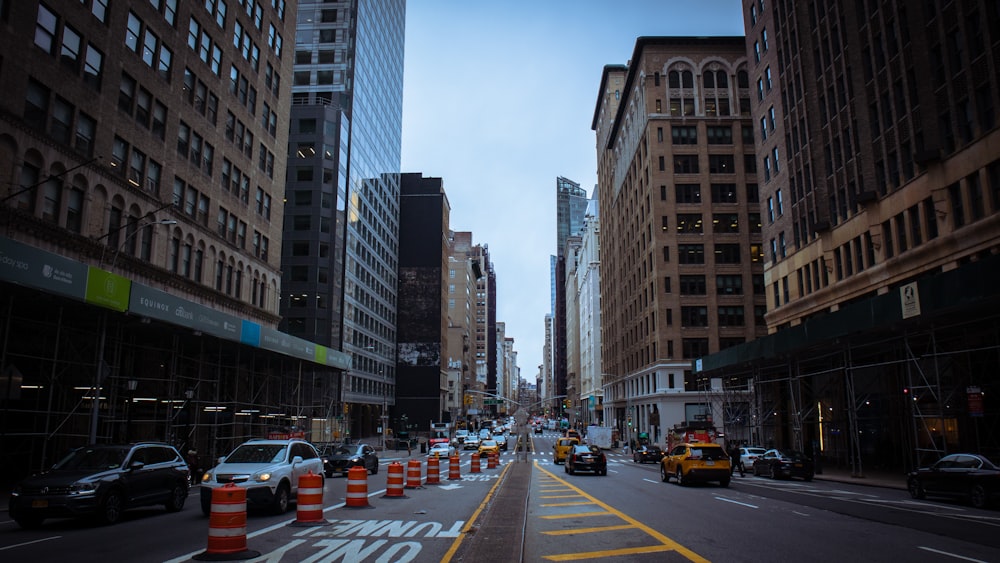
[678,244,705,264]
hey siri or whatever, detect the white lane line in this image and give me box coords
[917,546,989,562]
[715,496,759,509]
[643,479,659,484]
[792,510,810,517]
[0,536,62,551]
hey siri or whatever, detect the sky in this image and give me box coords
[399,0,745,381]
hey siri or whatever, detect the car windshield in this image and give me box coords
[746,447,767,455]
[54,447,128,471]
[778,450,808,461]
[330,446,358,456]
[692,447,727,460]
[481,441,497,447]
[226,444,287,463]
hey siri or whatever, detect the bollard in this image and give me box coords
[487,451,498,469]
[470,452,481,473]
[345,466,371,508]
[193,483,260,561]
[405,459,422,489]
[289,471,329,526]
[425,455,441,485]
[448,453,461,480]
[383,461,406,498]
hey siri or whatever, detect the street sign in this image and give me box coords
[484,399,502,405]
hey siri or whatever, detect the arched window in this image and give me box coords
[668,70,680,88]
[704,72,715,88]
[716,70,728,88]
[681,71,693,88]
[737,70,749,88]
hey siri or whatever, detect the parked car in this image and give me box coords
[200,438,323,515]
[534,424,544,434]
[631,445,662,464]
[553,437,580,464]
[661,443,731,487]
[8,442,190,529]
[740,446,768,469]
[427,443,458,458]
[319,443,379,477]
[752,449,814,481]
[566,444,607,475]
[907,453,1000,508]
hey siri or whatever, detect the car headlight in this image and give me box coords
[201,472,213,483]
[72,482,98,496]
[350,457,361,464]
[255,472,272,482]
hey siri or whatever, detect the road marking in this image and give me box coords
[534,462,709,563]
[0,536,63,551]
[642,478,659,484]
[440,461,512,563]
[792,511,810,517]
[541,511,611,519]
[714,496,759,509]
[541,501,596,507]
[917,546,989,562]
[542,524,635,536]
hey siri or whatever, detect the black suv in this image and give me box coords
[8,443,190,528]
[319,443,379,477]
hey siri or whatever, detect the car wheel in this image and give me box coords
[600,467,607,476]
[804,474,813,482]
[325,469,333,478]
[564,463,569,473]
[12,507,44,529]
[660,464,669,482]
[676,467,685,486]
[165,482,187,512]
[753,464,760,476]
[907,478,926,499]
[970,484,988,509]
[720,478,731,488]
[201,494,212,516]
[272,482,291,515]
[98,488,124,525]
[770,466,778,479]
[371,461,379,475]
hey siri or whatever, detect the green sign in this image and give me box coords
[85,267,131,312]
[484,399,502,405]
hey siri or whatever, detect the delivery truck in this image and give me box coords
[586,425,614,450]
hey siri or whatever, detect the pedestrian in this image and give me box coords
[729,443,744,477]
[186,450,202,484]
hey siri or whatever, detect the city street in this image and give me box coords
[3,434,999,562]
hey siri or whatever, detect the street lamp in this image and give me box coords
[124,379,138,442]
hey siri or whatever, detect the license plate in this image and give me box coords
[32,500,48,508]
[705,460,715,466]
[794,463,803,467]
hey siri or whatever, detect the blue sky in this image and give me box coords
[400,0,745,380]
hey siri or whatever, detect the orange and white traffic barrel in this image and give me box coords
[470,452,481,473]
[345,466,370,508]
[193,483,260,560]
[448,453,461,480]
[487,451,498,469]
[383,461,406,498]
[425,454,441,485]
[289,471,329,526]
[405,459,422,489]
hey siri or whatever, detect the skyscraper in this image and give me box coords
[280,0,405,440]
[553,176,588,409]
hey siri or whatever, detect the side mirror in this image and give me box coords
[291,455,304,465]
[218,456,227,464]
[129,460,146,471]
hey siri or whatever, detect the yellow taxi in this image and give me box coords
[660,442,731,487]
[477,439,500,456]
[553,437,580,464]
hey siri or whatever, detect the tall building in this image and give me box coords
[0,1,357,483]
[280,0,405,441]
[594,37,767,445]
[396,173,449,431]
[450,231,491,423]
[552,176,588,409]
[698,1,1000,473]
[446,231,478,426]
[574,191,603,426]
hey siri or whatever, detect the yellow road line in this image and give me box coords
[544,544,677,561]
[540,501,596,507]
[534,461,709,563]
[440,462,512,563]
[539,494,579,499]
[542,524,635,535]
[540,511,610,519]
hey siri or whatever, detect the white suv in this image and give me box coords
[199,439,323,515]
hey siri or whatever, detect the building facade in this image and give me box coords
[280,0,406,441]
[694,0,1000,474]
[594,37,768,446]
[552,177,588,410]
[0,1,360,484]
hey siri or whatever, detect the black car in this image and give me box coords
[319,443,379,477]
[752,449,814,481]
[8,443,190,528]
[565,444,607,475]
[907,453,1000,509]
[534,425,543,434]
[633,445,663,464]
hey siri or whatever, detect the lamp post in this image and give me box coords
[124,379,137,442]
[88,218,176,445]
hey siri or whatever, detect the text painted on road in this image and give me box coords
[240,519,465,563]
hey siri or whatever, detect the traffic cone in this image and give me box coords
[344,466,372,508]
[288,471,329,526]
[405,459,422,489]
[470,452,481,473]
[383,461,406,498]
[425,454,441,485]
[193,484,260,560]
[448,453,461,480]
[487,451,498,469]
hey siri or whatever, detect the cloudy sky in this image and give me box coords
[400,0,745,380]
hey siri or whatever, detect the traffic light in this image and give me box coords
[627,416,633,427]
